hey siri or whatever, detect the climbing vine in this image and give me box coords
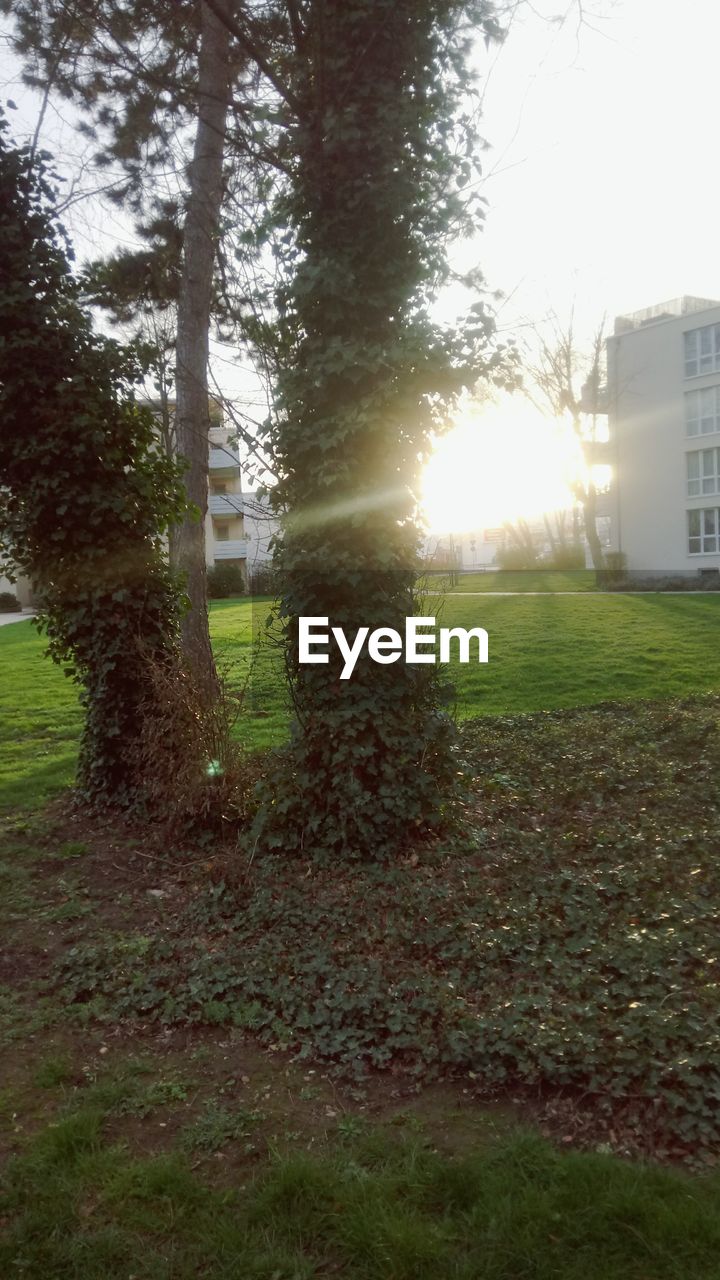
[0,117,187,807]
[254,0,513,859]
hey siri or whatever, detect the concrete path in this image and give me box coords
[0,611,35,627]
[446,591,715,597]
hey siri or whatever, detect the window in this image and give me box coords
[685,385,720,436]
[688,508,720,554]
[687,448,720,496]
[212,482,227,494]
[215,525,230,541]
[685,323,720,377]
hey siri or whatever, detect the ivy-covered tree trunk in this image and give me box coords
[0,117,186,808]
[255,0,503,860]
[174,0,231,683]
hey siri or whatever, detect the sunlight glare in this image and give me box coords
[420,396,582,535]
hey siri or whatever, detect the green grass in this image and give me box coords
[2,593,720,809]
[3,596,720,1272]
[443,591,720,715]
[3,1103,720,1279]
[0,619,83,812]
[439,568,599,592]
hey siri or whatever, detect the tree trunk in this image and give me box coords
[582,480,606,572]
[174,0,231,683]
[543,514,557,558]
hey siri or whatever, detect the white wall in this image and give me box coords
[0,571,33,608]
[608,302,720,573]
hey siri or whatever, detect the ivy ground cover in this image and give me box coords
[2,699,720,1272]
[3,603,720,1265]
[45,695,720,1162]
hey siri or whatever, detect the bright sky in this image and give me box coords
[2,1,717,529]
[421,397,584,534]
[424,0,720,533]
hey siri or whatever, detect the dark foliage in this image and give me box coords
[207,563,246,599]
[248,564,280,597]
[0,117,186,806]
[598,550,628,588]
[56,694,720,1160]
[255,0,513,860]
[497,545,537,571]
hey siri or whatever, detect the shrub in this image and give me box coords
[610,572,720,592]
[547,543,585,571]
[207,563,245,599]
[598,551,627,588]
[248,565,280,597]
[0,116,186,808]
[496,546,537,571]
[130,648,263,837]
[0,591,20,612]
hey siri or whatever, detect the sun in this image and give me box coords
[420,395,583,535]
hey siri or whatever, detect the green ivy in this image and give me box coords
[254,0,514,859]
[0,115,187,806]
[55,695,720,1161]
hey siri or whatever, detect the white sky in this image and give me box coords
[2,0,717,527]
[429,0,720,532]
[476,0,720,337]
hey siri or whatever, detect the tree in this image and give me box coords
[173,1,232,684]
[530,319,608,572]
[0,116,186,806]
[81,239,181,562]
[2,0,259,682]
[500,518,540,569]
[6,0,515,857]
[206,0,513,860]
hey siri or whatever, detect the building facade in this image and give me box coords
[0,568,32,608]
[607,296,720,575]
[241,491,279,578]
[206,422,249,577]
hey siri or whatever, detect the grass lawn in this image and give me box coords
[4,1091,720,1278]
[3,592,719,811]
[0,619,83,813]
[437,568,600,592]
[3,596,720,1272]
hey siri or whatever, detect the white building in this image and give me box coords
[241,491,279,578]
[0,567,32,608]
[206,422,250,578]
[150,402,253,582]
[607,296,720,576]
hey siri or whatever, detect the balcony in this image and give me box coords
[213,539,248,560]
[208,493,244,517]
[209,446,241,473]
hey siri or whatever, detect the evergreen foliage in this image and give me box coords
[0,118,186,806]
[207,562,246,598]
[255,0,514,859]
